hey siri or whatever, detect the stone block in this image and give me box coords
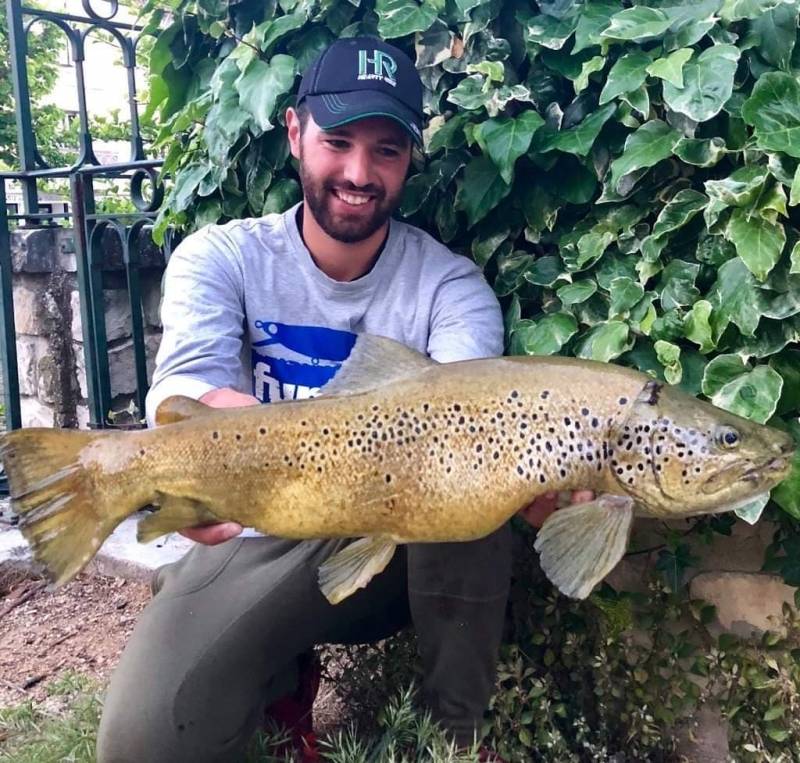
[141,271,164,328]
[689,571,797,638]
[15,337,41,396]
[20,395,54,428]
[74,341,88,400]
[36,353,62,405]
[11,227,77,273]
[13,280,45,335]
[109,334,161,397]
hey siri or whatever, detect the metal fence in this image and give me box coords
[0,0,171,439]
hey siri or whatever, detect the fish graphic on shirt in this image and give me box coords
[251,321,356,402]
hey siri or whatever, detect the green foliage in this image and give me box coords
[143,2,800,567]
[0,1,65,169]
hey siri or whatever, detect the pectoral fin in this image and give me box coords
[137,493,220,543]
[534,494,634,600]
[318,536,397,604]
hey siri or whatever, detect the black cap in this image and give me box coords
[297,36,423,145]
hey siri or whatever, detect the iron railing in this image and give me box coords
[0,0,171,443]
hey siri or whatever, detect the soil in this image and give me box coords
[0,563,150,706]
[0,563,345,729]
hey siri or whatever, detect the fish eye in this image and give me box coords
[716,426,740,449]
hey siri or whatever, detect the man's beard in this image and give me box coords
[298,155,402,243]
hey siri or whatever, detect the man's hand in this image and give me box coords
[178,387,260,545]
[518,490,595,529]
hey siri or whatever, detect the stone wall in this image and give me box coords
[8,226,165,428]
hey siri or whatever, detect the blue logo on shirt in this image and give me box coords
[251,321,357,402]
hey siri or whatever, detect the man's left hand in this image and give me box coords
[518,490,595,529]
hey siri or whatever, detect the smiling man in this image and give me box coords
[95,37,570,763]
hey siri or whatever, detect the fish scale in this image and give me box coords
[0,334,794,602]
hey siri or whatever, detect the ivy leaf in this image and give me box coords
[447,75,487,111]
[427,112,470,153]
[710,364,783,424]
[258,12,308,54]
[599,51,650,105]
[641,189,708,261]
[262,177,301,215]
[658,259,701,311]
[662,45,740,122]
[455,156,512,227]
[707,257,766,337]
[724,208,787,282]
[655,340,682,385]
[790,165,800,207]
[515,313,578,355]
[574,56,606,94]
[474,111,545,184]
[607,120,680,193]
[741,72,800,159]
[608,276,644,316]
[752,2,798,71]
[684,300,715,354]
[646,47,692,88]
[575,321,632,362]
[674,137,727,167]
[168,163,210,213]
[769,349,800,415]
[235,54,296,132]
[376,0,438,38]
[702,354,748,397]
[792,241,800,274]
[720,0,789,22]
[773,449,800,519]
[705,166,769,208]
[518,7,579,50]
[570,1,615,52]
[532,103,616,157]
[601,7,673,42]
[525,256,565,287]
[557,280,597,306]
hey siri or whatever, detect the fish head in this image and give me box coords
[608,379,795,516]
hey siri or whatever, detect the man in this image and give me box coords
[96,36,584,762]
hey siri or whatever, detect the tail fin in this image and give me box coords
[1,428,127,585]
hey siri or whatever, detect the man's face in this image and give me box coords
[288,110,413,243]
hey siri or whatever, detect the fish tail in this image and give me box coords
[1,427,128,585]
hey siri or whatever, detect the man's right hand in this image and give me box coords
[178,387,261,545]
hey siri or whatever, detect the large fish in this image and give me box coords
[1,335,794,603]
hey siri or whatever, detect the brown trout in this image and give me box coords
[1,335,794,602]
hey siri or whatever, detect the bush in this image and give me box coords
[143,0,798,525]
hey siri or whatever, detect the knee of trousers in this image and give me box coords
[407,523,512,600]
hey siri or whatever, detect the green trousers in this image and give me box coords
[96,526,511,762]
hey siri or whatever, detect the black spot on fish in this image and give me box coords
[541,391,550,399]
[581,407,589,416]
[259,427,267,435]
[619,397,628,405]
[139,448,146,456]
[212,432,219,440]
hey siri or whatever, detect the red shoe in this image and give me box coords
[264,653,321,762]
[477,747,507,763]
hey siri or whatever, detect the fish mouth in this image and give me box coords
[701,455,793,495]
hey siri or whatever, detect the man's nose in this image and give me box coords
[341,146,371,188]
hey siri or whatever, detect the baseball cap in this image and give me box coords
[297,36,423,145]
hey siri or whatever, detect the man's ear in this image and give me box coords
[286,107,302,160]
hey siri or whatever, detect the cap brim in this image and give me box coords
[304,91,423,145]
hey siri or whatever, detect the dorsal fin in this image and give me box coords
[319,334,436,397]
[155,395,215,426]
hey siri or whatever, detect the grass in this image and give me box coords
[0,675,484,763]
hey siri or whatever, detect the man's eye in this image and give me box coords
[378,147,401,158]
[325,139,349,149]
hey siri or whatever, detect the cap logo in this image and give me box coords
[357,49,397,87]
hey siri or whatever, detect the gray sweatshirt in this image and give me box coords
[145,203,503,427]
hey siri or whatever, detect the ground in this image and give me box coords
[0,564,150,707]
[0,562,344,726]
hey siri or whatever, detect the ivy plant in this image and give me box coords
[141,0,800,582]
